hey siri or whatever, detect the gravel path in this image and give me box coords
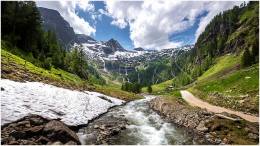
[180,90,259,123]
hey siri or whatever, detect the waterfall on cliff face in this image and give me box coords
[125,66,128,76]
[103,59,107,72]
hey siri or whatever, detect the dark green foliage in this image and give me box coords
[127,56,180,87]
[1,1,64,69]
[2,1,42,52]
[147,85,152,93]
[42,57,52,70]
[1,1,105,85]
[121,82,141,93]
[64,46,88,79]
[241,48,252,67]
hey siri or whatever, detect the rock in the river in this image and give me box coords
[79,114,128,145]
[1,114,80,145]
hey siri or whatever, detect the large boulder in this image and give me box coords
[43,120,80,144]
[1,114,80,145]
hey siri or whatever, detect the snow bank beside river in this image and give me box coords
[1,79,124,126]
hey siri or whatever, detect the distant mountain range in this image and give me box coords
[38,6,194,75]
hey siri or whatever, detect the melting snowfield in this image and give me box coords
[1,79,124,126]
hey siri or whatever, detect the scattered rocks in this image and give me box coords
[79,114,128,145]
[248,133,258,140]
[1,114,80,145]
[196,121,208,132]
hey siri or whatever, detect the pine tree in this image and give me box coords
[242,48,252,67]
[147,85,152,93]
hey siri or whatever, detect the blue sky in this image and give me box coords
[37,1,241,50]
[76,1,200,49]
[76,1,134,49]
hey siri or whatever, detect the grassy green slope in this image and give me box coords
[197,54,241,81]
[1,49,91,89]
[189,55,259,115]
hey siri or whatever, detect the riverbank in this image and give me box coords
[149,96,259,144]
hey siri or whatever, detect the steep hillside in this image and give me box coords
[188,2,259,115]
[171,2,258,88]
[147,2,259,115]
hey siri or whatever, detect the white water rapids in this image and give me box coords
[79,95,194,145]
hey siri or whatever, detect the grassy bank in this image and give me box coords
[1,49,92,90]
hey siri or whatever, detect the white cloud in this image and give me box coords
[36,1,96,36]
[104,1,241,50]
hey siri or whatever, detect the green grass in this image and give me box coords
[239,6,256,23]
[198,54,241,81]
[162,90,185,103]
[142,79,174,93]
[2,49,85,84]
[95,83,143,101]
[196,64,259,95]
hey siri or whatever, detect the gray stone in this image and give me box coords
[196,121,208,132]
[248,133,258,140]
[44,120,80,144]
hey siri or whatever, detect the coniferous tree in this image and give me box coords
[242,48,252,67]
[147,85,152,93]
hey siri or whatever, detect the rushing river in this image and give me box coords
[79,95,195,145]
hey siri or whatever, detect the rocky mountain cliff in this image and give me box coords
[38,7,76,48]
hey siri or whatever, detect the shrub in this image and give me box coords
[147,85,153,93]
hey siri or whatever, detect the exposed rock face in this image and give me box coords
[1,115,80,145]
[74,34,96,44]
[38,7,76,48]
[78,115,128,145]
[149,97,259,145]
[104,39,126,53]
[133,47,145,51]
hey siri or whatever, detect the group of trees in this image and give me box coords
[2,1,104,83]
[127,58,174,87]
[121,82,141,93]
[242,41,259,67]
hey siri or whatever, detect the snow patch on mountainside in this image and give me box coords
[1,79,124,126]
